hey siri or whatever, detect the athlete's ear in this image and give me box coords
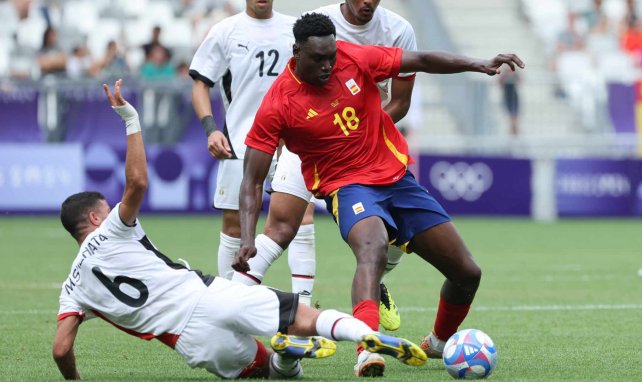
[293,43,300,59]
[87,210,102,227]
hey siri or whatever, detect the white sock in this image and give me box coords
[382,246,404,279]
[218,232,240,280]
[288,224,316,306]
[269,353,303,379]
[230,234,284,285]
[315,309,375,342]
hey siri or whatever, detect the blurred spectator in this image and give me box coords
[66,44,93,79]
[584,0,607,32]
[176,61,190,79]
[37,26,67,77]
[142,25,171,60]
[620,16,642,65]
[498,69,521,136]
[622,0,638,30]
[557,12,586,53]
[139,45,175,81]
[178,0,236,23]
[91,40,130,79]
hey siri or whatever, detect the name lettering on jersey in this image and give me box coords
[331,99,340,108]
[352,202,365,215]
[306,108,318,120]
[64,234,109,294]
[345,78,361,95]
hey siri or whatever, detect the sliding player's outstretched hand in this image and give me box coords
[232,244,257,273]
[480,54,525,76]
[103,78,127,107]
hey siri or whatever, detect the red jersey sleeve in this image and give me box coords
[340,41,403,83]
[245,87,284,155]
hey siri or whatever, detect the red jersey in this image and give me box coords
[246,40,411,197]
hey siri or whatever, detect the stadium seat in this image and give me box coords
[160,18,192,49]
[87,18,122,58]
[0,37,13,77]
[126,47,146,72]
[597,52,639,83]
[15,17,47,51]
[123,19,154,49]
[62,1,99,36]
[141,1,175,27]
[118,0,148,18]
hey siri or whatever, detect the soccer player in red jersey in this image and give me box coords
[236,13,524,377]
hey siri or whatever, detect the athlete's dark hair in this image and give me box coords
[293,13,336,44]
[60,191,106,241]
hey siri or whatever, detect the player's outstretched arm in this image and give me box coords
[103,79,148,226]
[52,315,82,380]
[234,147,274,272]
[399,50,525,76]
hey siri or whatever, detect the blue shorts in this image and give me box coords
[324,172,451,252]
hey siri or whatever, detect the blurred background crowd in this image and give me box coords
[0,0,240,82]
[3,0,642,218]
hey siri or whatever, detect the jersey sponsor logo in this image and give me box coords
[237,43,249,52]
[306,108,318,120]
[429,161,493,202]
[345,78,361,95]
[352,202,365,215]
[331,99,340,107]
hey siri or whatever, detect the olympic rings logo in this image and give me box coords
[429,161,493,202]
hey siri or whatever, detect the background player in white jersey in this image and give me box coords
[189,0,317,302]
[52,79,427,380]
[231,0,417,327]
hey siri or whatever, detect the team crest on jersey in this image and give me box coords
[352,202,365,215]
[345,78,361,95]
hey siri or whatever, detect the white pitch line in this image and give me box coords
[399,304,642,312]
[2,304,642,316]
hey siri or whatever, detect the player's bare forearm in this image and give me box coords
[103,80,148,225]
[239,148,273,246]
[192,80,213,120]
[400,51,524,76]
[121,131,148,224]
[52,316,81,380]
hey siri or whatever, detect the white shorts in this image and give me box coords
[272,147,313,203]
[214,158,276,210]
[175,277,298,378]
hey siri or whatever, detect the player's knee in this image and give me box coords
[264,221,299,248]
[459,262,482,294]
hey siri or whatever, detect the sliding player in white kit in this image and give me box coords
[51,80,427,380]
[189,0,317,304]
[231,0,418,341]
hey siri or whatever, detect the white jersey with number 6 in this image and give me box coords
[57,204,212,344]
[189,11,295,159]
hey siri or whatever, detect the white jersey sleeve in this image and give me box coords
[190,19,231,86]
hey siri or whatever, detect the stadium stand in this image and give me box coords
[0,0,639,157]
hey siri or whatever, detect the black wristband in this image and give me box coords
[201,115,217,137]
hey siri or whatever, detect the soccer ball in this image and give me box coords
[442,329,497,379]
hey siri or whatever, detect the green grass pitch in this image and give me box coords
[1,215,641,381]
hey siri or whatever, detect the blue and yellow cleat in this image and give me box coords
[379,283,401,331]
[361,333,427,367]
[270,332,337,359]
